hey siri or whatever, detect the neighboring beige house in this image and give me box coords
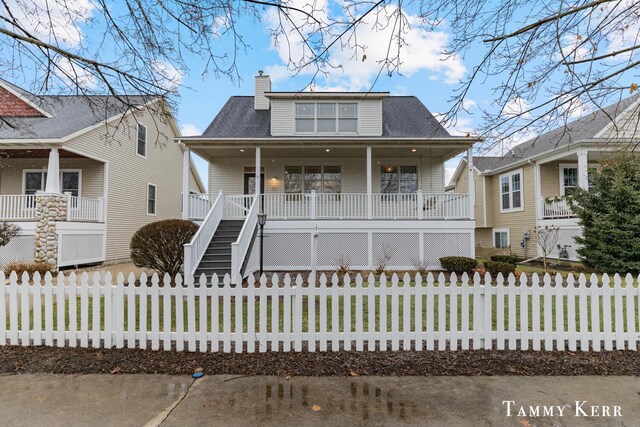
[179,72,479,283]
[0,79,204,268]
[450,96,639,261]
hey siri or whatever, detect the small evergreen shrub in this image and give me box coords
[439,256,478,274]
[490,254,519,265]
[3,261,55,277]
[485,260,516,277]
[130,219,198,278]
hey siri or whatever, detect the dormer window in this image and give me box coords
[295,102,358,134]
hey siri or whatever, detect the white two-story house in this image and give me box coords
[180,72,478,283]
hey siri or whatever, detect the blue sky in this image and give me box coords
[174,10,486,190]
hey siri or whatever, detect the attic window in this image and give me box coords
[295,102,358,134]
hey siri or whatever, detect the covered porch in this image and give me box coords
[182,144,475,222]
[0,146,106,268]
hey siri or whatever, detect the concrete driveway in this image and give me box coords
[0,375,638,426]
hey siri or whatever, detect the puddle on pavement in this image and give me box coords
[258,380,417,420]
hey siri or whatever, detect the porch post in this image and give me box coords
[182,146,190,220]
[466,148,475,220]
[577,150,589,191]
[255,146,261,196]
[534,161,542,221]
[366,146,372,219]
[44,148,60,193]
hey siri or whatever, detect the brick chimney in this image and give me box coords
[254,70,271,110]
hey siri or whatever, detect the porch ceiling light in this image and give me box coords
[325,149,330,152]
[411,148,417,152]
[240,149,245,152]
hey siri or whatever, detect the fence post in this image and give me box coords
[472,273,485,349]
[64,192,72,221]
[310,190,316,219]
[416,190,424,220]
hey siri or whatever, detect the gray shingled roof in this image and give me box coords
[475,96,639,172]
[199,95,453,139]
[0,81,154,140]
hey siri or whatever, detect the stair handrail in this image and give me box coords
[230,194,259,285]
[184,190,224,283]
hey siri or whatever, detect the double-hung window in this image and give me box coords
[137,124,147,158]
[295,103,358,134]
[284,166,342,193]
[380,165,418,194]
[560,164,597,195]
[499,169,523,212]
[494,229,510,248]
[147,183,156,215]
[24,170,81,196]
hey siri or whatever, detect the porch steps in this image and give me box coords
[194,220,244,280]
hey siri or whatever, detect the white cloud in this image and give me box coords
[180,123,202,136]
[4,0,95,48]
[501,97,532,119]
[54,57,97,89]
[264,1,466,90]
[152,60,184,91]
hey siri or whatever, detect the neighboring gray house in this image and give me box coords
[449,95,640,261]
[0,79,204,268]
[180,72,479,283]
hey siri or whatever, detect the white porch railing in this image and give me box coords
[188,193,214,220]
[183,192,224,281]
[68,195,103,222]
[230,195,259,284]
[0,195,37,221]
[188,192,471,221]
[225,195,254,219]
[540,197,576,219]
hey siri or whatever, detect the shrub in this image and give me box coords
[490,254,519,265]
[0,221,20,248]
[484,260,516,277]
[130,219,199,278]
[3,261,55,277]
[439,256,477,274]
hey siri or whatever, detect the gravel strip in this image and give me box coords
[1,346,639,376]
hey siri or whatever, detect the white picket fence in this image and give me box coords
[1,271,639,352]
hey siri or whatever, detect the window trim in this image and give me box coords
[499,168,524,213]
[493,228,510,249]
[294,102,359,135]
[136,123,147,159]
[379,164,419,194]
[22,168,83,197]
[558,162,598,196]
[146,182,157,216]
[283,165,342,194]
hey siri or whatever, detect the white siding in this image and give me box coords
[270,99,294,136]
[358,99,382,136]
[270,99,383,137]
[254,75,271,110]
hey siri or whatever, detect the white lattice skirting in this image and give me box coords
[257,227,473,271]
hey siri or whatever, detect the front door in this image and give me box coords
[244,173,265,195]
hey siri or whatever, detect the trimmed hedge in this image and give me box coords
[490,254,520,265]
[439,256,478,274]
[130,219,199,278]
[485,260,516,277]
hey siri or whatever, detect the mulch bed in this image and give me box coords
[1,346,639,376]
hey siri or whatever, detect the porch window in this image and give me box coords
[499,169,522,212]
[295,102,358,134]
[137,124,147,157]
[284,166,341,193]
[23,170,81,196]
[494,229,510,248]
[147,183,156,215]
[380,165,417,193]
[561,165,597,195]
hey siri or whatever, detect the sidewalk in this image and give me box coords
[0,375,637,426]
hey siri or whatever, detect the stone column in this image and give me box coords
[33,192,67,269]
